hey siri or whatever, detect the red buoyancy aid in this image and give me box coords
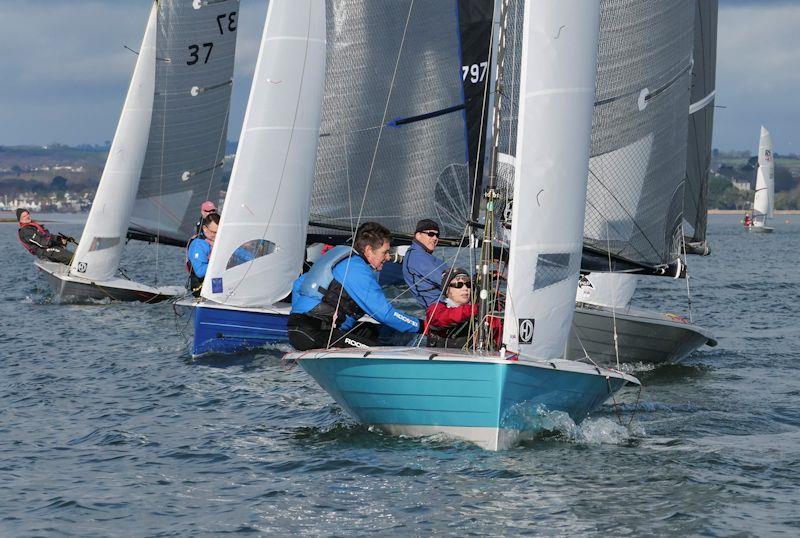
[18,221,52,255]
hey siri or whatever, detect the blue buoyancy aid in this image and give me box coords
[292,245,421,334]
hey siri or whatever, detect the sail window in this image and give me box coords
[89,237,120,252]
[532,253,573,291]
[226,239,276,270]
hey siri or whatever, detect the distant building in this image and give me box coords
[731,179,751,192]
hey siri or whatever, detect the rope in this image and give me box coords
[606,222,621,371]
[680,223,693,323]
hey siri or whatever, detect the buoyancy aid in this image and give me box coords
[18,221,52,255]
[186,235,213,295]
[298,245,365,326]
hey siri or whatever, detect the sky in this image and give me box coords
[1,0,798,153]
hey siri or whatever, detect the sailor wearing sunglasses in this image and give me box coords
[402,218,448,309]
[423,268,476,348]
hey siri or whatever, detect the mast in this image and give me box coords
[473,0,508,351]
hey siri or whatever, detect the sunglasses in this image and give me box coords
[449,280,471,289]
[421,231,440,238]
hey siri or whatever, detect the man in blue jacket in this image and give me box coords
[402,218,448,309]
[288,222,424,350]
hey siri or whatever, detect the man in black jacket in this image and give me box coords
[16,209,74,265]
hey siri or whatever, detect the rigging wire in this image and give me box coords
[326,0,416,349]
[606,221,622,371]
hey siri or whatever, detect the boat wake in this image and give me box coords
[511,407,646,447]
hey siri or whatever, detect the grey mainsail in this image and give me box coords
[129,0,238,245]
[684,0,718,254]
[308,0,490,243]
[584,0,694,269]
[497,0,693,275]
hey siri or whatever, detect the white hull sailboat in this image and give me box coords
[38,0,237,303]
[746,126,775,233]
[287,0,639,450]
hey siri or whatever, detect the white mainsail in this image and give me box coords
[200,0,327,306]
[502,0,601,358]
[69,4,157,281]
[753,126,774,224]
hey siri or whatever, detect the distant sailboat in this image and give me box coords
[746,126,775,233]
[36,0,237,302]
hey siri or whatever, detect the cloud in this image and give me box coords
[0,0,266,146]
[715,3,800,152]
[0,0,797,154]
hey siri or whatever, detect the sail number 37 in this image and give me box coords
[186,12,237,66]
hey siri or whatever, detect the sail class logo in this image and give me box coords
[518,319,535,344]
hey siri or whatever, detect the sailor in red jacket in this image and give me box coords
[424,267,478,348]
[16,208,74,265]
[425,267,504,349]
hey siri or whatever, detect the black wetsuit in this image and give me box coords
[18,223,73,265]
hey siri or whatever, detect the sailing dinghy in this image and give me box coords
[183,0,326,355]
[746,127,775,233]
[185,0,492,356]
[285,0,639,450]
[36,0,237,302]
[565,0,718,366]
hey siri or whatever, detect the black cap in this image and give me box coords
[16,208,29,222]
[415,219,440,234]
[441,267,470,289]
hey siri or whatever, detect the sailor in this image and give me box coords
[194,200,217,236]
[288,221,424,350]
[187,212,219,296]
[16,208,74,265]
[425,268,503,349]
[743,213,752,227]
[402,218,448,309]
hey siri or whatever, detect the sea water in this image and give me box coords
[1,213,798,535]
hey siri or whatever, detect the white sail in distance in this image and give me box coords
[69,4,157,281]
[200,0,327,306]
[753,126,774,222]
[502,0,601,359]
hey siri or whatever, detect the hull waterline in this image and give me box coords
[745,225,773,233]
[567,304,716,366]
[288,347,639,450]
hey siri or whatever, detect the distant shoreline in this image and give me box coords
[708,209,800,214]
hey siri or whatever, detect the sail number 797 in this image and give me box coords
[462,62,489,84]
